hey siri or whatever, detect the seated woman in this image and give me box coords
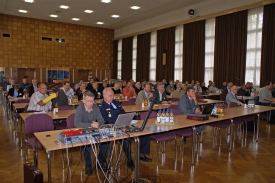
[7,84,24,99]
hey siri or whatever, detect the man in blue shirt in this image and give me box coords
[19,78,29,93]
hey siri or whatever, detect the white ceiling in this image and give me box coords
[0,0,206,29]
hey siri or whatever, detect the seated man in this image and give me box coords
[153,83,172,104]
[28,79,39,97]
[19,78,29,93]
[74,92,105,176]
[193,81,202,93]
[226,85,244,107]
[177,86,205,133]
[27,83,57,112]
[74,79,83,90]
[76,83,87,101]
[208,81,219,93]
[237,84,250,96]
[112,81,122,94]
[123,81,136,98]
[259,82,275,105]
[135,83,153,104]
[172,82,184,98]
[166,80,175,95]
[99,88,152,170]
[201,82,209,92]
[90,82,103,99]
[61,81,74,99]
[134,82,142,95]
[220,82,233,101]
[7,84,24,99]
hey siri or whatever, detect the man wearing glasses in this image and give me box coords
[226,85,244,107]
[74,91,105,176]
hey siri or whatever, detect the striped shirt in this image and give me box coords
[27,91,52,111]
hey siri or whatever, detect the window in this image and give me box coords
[245,7,263,86]
[174,25,183,81]
[117,40,122,79]
[149,31,157,82]
[204,18,215,84]
[132,36,137,81]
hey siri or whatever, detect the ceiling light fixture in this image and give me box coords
[25,0,34,3]
[101,0,111,3]
[19,10,28,13]
[111,15,120,18]
[72,18,80,21]
[60,5,69,9]
[50,14,58,18]
[97,22,104,24]
[84,10,93,13]
[131,6,140,10]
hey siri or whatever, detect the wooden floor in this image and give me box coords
[1,107,275,183]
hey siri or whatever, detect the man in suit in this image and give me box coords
[7,84,24,98]
[28,79,38,97]
[74,91,105,176]
[19,78,29,93]
[86,78,94,91]
[99,88,152,170]
[135,83,153,104]
[90,82,103,99]
[178,86,205,133]
[226,85,244,107]
[153,83,172,104]
[220,82,233,101]
[60,81,74,99]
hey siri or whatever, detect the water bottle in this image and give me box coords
[165,109,170,124]
[211,104,217,115]
[157,110,161,123]
[161,109,166,124]
[169,109,174,125]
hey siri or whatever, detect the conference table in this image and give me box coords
[34,105,275,183]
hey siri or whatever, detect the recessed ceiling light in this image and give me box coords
[19,10,28,13]
[60,5,69,9]
[50,14,58,18]
[101,0,111,3]
[72,18,80,21]
[111,15,120,18]
[25,0,34,3]
[97,22,104,25]
[84,10,93,13]
[131,6,140,10]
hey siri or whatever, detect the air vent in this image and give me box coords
[56,38,65,43]
[2,33,10,38]
[42,37,52,41]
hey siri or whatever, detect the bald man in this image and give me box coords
[226,85,244,107]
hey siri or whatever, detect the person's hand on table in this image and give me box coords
[91,121,99,128]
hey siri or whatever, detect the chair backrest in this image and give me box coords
[24,105,29,113]
[15,99,30,103]
[58,105,73,111]
[24,114,54,135]
[66,113,75,128]
[140,111,157,120]
[196,95,204,99]
[170,98,180,102]
[229,102,239,108]
[121,99,136,106]
[168,105,178,109]
[254,96,260,105]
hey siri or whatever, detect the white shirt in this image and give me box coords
[27,91,52,111]
[61,87,74,99]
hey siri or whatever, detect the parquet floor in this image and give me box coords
[1,106,275,183]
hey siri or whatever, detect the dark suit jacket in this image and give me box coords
[99,100,125,124]
[7,88,24,98]
[220,87,230,101]
[28,85,38,97]
[153,90,169,104]
[90,88,103,99]
[178,94,199,114]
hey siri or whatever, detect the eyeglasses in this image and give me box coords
[85,99,94,103]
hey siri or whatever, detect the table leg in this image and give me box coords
[256,114,260,142]
[20,117,23,148]
[191,127,196,165]
[47,151,52,183]
[134,137,140,183]
[229,119,234,151]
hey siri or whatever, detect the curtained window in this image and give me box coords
[113,40,118,79]
[121,37,133,81]
[245,7,263,86]
[205,18,215,84]
[174,25,183,82]
[132,36,137,81]
[149,31,157,82]
[117,40,122,79]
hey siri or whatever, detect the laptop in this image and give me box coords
[113,112,136,128]
[202,105,214,115]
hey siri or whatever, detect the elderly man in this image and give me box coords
[226,85,244,107]
[178,86,205,133]
[172,82,184,98]
[74,92,105,176]
[123,81,136,98]
[209,81,219,93]
[61,81,74,99]
[28,79,38,97]
[135,83,153,104]
[27,83,57,111]
[153,83,172,104]
[220,82,233,101]
[99,88,152,170]
[19,78,29,93]
[237,84,250,96]
[134,82,142,95]
[112,81,122,94]
[166,80,175,95]
[193,81,202,93]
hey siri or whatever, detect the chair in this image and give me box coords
[24,114,54,166]
[54,105,73,130]
[140,111,177,164]
[13,99,30,134]
[121,98,136,106]
[168,105,182,115]
[59,105,73,111]
[66,113,76,128]
[170,98,180,102]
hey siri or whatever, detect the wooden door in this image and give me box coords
[17,68,35,83]
[77,70,90,82]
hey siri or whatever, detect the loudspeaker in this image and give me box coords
[188,9,195,16]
